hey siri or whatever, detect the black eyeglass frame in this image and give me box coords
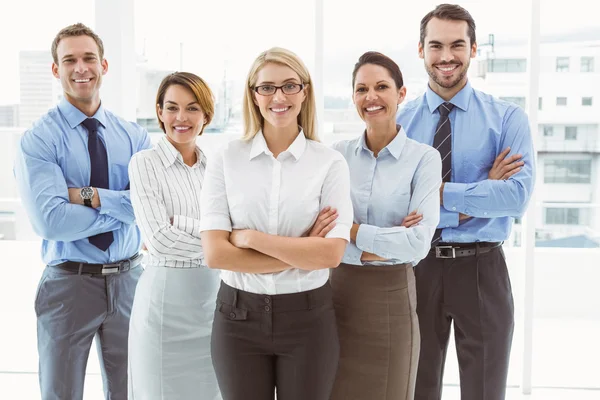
[253,83,305,96]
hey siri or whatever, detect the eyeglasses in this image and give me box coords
[253,83,305,96]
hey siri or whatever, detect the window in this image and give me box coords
[581,56,595,72]
[582,97,593,106]
[556,57,570,72]
[544,159,591,183]
[543,125,554,136]
[545,208,580,225]
[487,58,527,73]
[565,126,578,140]
[556,97,568,106]
[538,97,543,110]
[500,96,525,109]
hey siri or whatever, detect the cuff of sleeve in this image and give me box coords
[342,242,363,265]
[356,224,378,253]
[199,215,232,232]
[443,182,467,214]
[96,188,119,215]
[173,215,201,237]
[439,208,460,229]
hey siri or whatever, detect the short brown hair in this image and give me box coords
[155,72,215,135]
[51,23,105,64]
[352,51,404,90]
[420,4,476,46]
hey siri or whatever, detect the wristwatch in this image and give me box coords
[80,186,94,207]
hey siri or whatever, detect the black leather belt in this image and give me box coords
[53,253,143,275]
[432,242,502,259]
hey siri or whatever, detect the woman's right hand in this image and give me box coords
[306,206,338,238]
[401,210,423,228]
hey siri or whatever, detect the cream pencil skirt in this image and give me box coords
[128,265,222,400]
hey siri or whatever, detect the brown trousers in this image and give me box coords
[211,281,339,400]
[414,246,514,400]
[330,263,420,400]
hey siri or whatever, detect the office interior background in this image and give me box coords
[0,0,598,398]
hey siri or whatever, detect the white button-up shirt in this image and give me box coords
[130,136,206,268]
[200,130,353,294]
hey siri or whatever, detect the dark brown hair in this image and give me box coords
[420,4,476,46]
[51,23,104,64]
[155,72,215,135]
[352,51,404,90]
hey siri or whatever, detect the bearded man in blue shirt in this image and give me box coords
[397,4,535,400]
[14,23,150,400]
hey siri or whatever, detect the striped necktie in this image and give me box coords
[431,102,454,246]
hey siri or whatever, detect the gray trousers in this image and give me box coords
[414,245,514,400]
[35,264,142,400]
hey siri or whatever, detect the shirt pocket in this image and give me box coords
[382,191,411,226]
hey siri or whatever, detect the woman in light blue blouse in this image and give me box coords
[330,51,442,400]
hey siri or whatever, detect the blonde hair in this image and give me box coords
[242,47,318,141]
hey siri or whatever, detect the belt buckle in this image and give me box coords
[119,259,131,272]
[101,265,120,274]
[435,245,456,259]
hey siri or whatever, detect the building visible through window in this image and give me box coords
[581,56,595,72]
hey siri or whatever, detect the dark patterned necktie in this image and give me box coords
[82,118,114,251]
[431,102,455,246]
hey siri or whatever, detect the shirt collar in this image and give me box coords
[249,129,307,161]
[425,80,473,114]
[58,97,108,130]
[157,135,204,168]
[354,124,407,160]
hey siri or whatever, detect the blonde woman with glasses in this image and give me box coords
[199,47,353,400]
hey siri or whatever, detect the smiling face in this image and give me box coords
[353,63,405,125]
[52,35,107,112]
[419,17,477,97]
[157,84,206,148]
[253,62,307,132]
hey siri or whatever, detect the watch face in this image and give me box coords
[80,187,94,200]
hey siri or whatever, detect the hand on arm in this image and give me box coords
[488,147,524,181]
[202,230,292,273]
[442,108,535,218]
[357,210,422,262]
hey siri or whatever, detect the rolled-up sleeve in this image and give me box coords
[321,156,353,242]
[200,148,233,232]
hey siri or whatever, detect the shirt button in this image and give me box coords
[265,305,271,312]
[264,297,271,304]
[446,225,450,228]
[484,212,488,216]
[229,312,236,318]
[452,207,457,211]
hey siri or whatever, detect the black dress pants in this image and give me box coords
[211,281,339,400]
[414,245,514,400]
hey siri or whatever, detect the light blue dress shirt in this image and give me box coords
[333,127,441,266]
[397,81,535,243]
[14,98,151,265]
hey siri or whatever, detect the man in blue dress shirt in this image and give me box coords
[14,23,150,400]
[397,4,535,400]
